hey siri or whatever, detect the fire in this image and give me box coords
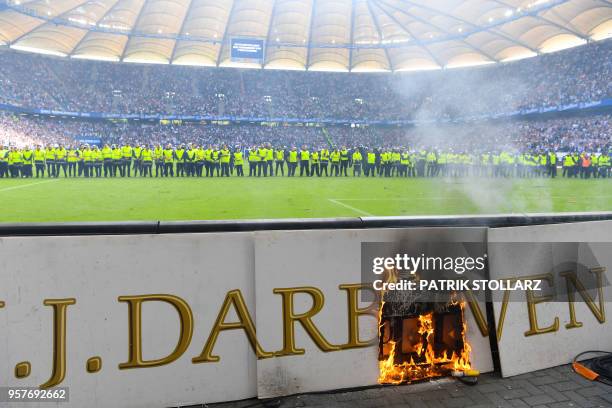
[378,300,472,384]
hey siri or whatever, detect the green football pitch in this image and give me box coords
[0,177,610,223]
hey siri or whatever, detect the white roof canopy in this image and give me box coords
[1,0,610,71]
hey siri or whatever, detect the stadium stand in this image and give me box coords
[0,38,610,180]
[0,112,610,153]
[0,39,610,120]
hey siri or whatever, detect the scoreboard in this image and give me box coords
[231,38,265,62]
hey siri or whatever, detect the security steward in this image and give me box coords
[34,145,45,178]
[195,145,205,177]
[55,145,68,178]
[45,144,56,177]
[233,148,244,176]
[121,143,133,177]
[82,145,93,178]
[21,146,34,178]
[248,147,259,177]
[175,144,186,177]
[220,145,231,177]
[287,147,298,177]
[257,144,268,177]
[211,147,220,177]
[275,147,285,176]
[67,147,79,177]
[154,144,163,177]
[310,149,320,177]
[320,147,329,177]
[92,146,103,177]
[299,146,310,177]
[352,148,363,176]
[330,148,340,176]
[185,144,196,177]
[0,145,8,178]
[111,144,122,177]
[265,143,274,176]
[163,144,174,177]
[9,147,21,178]
[340,147,349,176]
[141,145,153,177]
[102,144,113,177]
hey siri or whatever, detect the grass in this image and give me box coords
[0,176,610,223]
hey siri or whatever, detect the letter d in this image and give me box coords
[118,294,193,369]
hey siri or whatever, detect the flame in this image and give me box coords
[378,301,472,384]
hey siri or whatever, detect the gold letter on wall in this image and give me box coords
[273,287,340,356]
[338,284,378,349]
[40,298,76,388]
[193,289,273,363]
[561,267,606,329]
[524,274,559,337]
[118,294,193,369]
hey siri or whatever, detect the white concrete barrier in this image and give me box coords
[488,220,612,377]
[1,219,609,406]
[254,227,494,398]
[0,233,257,407]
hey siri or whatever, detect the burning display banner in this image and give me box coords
[377,287,474,384]
[255,228,494,398]
[363,243,489,385]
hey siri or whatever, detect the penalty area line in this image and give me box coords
[328,198,374,217]
[0,179,60,193]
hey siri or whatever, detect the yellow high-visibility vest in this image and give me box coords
[234,151,244,165]
[141,149,153,162]
[163,149,174,162]
[34,149,45,161]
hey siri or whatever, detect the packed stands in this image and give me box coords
[1,112,609,154]
[0,39,610,121]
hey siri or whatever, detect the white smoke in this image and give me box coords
[392,63,553,215]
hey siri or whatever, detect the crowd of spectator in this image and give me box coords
[0,39,610,155]
[0,39,610,120]
[2,113,609,154]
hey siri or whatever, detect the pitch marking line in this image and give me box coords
[0,179,59,193]
[334,195,612,200]
[332,197,444,201]
[328,198,374,217]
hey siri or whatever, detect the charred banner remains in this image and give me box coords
[378,296,472,384]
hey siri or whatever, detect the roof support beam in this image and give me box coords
[465,0,540,53]
[51,0,101,22]
[529,14,589,41]
[169,0,195,63]
[378,0,499,62]
[305,0,317,69]
[263,0,279,68]
[366,0,394,71]
[395,0,545,53]
[8,1,93,46]
[487,27,540,54]
[488,0,588,41]
[372,0,443,68]
[120,0,148,61]
[348,0,356,70]
[548,8,590,40]
[216,0,238,66]
[69,0,122,57]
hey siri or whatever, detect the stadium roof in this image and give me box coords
[0,0,611,71]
